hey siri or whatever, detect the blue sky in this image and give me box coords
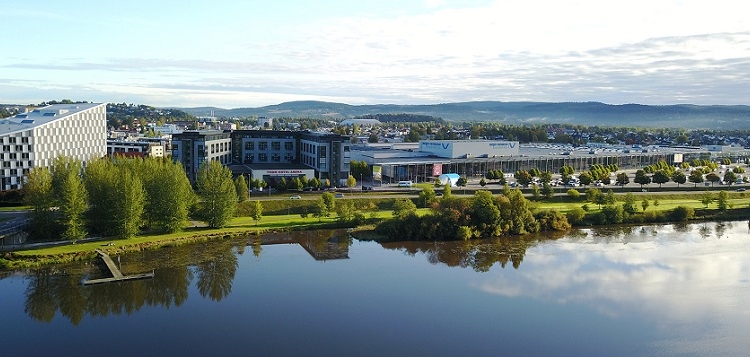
[2,0,748,108]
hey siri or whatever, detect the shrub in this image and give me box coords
[536,210,572,231]
[669,206,695,221]
[567,189,580,199]
[566,206,586,225]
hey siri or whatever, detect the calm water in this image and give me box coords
[2,222,750,356]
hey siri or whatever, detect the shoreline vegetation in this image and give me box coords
[2,189,749,271]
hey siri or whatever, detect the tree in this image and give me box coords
[140,159,194,233]
[58,170,88,242]
[622,192,637,214]
[641,198,650,212]
[671,171,686,187]
[705,172,720,187]
[442,183,452,198]
[113,169,145,239]
[346,174,356,190]
[652,170,670,188]
[604,190,616,206]
[578,171,594,186]
[700,191,713,208]
[470,190,502,238]
[567,189,580,199]
[196,160,237,228]
[23,167,56,241]
[321,191,336,213]
[418,186,437,208]
[541,182,554,199]
[312,198,328,221]
[616,172,630,186]
[539,171,553,184]
[392,198,417,219]
[723,171,737,186]
[634,169,651,188]
[456,176,468,187]
[251,201,263,226]
[514,170,532,187]
[479,178,487,187]
[586,188,601,204]
[335,200,356,221]
[367,133,379,143]
[234,175,249,202]
[689,170,704,187]
[717,190,729,211]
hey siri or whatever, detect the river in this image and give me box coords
[1,222,749,356]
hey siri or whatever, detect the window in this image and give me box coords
[284,142,293,151]
[245,141,254,150]
[10,169,17,175]
[259,142,268,150]
[271,154,280,162]
[244,153,253,163]
[258,153,267,162]
[21,137,28,144]
[21,153,29,159]
[320,146,326,157]
[9,137,16,144]
[2,145,8,152]
[173,144,179,150]
[284,153,294,161]
[271,141,280,150]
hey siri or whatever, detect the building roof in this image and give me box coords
[0,103,104,136]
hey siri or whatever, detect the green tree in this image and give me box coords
[514,170,532,186]
[321,192,336,213]
[392,198,417,219]
[578,171,594,186]
[470,190,502,238]
[689,170,704,187]
[367,133,379,143]
[641,198,650,212]
[335,200,356,221]
[346,174,357,190]
[723,171,737,186]
[541,182,554,199]
[634,169,651,188]
[251,201,263,226]
[622,192,638,214]
[705,172,720,186]
[604,189,616,205]
[567,189,580,199]
[23,167,56,240]
[616,172,630,186]
[113,169,146,239]
[456,176,468,187]
[566,206,586,225]
[479,178,487,187]
[652,170,670,188]
[539,171,553,184]
[312,198,328,222]
[700,191,713,208]
[196,160,237,228]
[58,170,88,242]
[586,188,601,204]
[671,171,686,187]
[418,186,437,207]
[502,189,539,235]
[442,183,452,198]
[717,190,729,211]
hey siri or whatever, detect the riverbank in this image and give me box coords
[3,191,749,270]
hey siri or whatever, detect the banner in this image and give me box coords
[432,164,442,176]
[372,165,382,181]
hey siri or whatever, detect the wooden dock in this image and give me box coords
[83,249,154,285]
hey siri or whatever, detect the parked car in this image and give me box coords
[737,188,746,192]
[362,186,373,191]
[289,195,301,199]
[335,193,345,198]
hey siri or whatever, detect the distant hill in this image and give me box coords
[180,101,750,129]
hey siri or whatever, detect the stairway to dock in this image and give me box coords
[83,249,154,285]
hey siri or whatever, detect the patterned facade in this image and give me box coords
[0,103,107,190]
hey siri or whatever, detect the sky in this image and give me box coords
[2,0,749,108]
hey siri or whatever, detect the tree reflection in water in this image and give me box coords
[380,230,570,272]
[20,230,352,323]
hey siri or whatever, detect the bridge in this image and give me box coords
[82,249,154,285]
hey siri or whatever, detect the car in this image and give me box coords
[334,193,345,198]
[435,192,443,196]
[362,186,373,191]
[737,188,746,192]
[289,195,301,199]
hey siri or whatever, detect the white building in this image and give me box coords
[0,103,107,190]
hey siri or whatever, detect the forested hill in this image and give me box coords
[107,103,196,129]
[178,101,750,129]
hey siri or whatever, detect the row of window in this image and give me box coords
[1,137,30,144]
[243,141,295,151]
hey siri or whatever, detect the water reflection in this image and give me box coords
[18,230,352,324]
[380,230,569,272]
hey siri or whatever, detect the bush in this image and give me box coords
[536,210,572,231]
[566,206,586,225]
[567,189,580,199]
[669,206,695,221]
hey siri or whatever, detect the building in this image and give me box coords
[171,130,232,184]
[0,103,107,190]
[231,130,351,186]
[107,138,166,158]
[418,140,520,159]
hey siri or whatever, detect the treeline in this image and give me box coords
[355,113,445,124]
[24,156,238,242]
